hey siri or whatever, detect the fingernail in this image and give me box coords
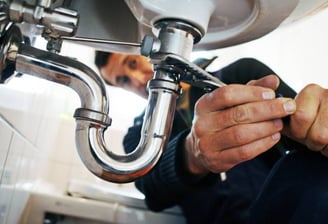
[272,132,281,140]
[283,100,296,113]
[273,119,283,128]
[262,91,275,99]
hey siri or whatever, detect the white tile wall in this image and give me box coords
[0,121,13,183]
[0,50,147,223]
[0,119,40,224]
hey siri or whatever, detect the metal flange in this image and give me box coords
[0,24,24,83]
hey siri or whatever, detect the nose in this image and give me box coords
[131,70,149,85]
[130,75,146,91]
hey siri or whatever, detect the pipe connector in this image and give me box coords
[9,1,79,37]
[0,24,23,83]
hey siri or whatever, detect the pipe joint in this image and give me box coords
[74,108,112,127]
[147,78,181,94]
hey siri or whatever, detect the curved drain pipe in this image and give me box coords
[1,25,180,183]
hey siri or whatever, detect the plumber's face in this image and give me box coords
[100,53,154,99]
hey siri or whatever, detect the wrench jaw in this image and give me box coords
[150,53,226,91]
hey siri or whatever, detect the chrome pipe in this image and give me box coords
[16,45,108,112]
[76,81,179,181]
[11,39,179,183]
[1,19,198,183]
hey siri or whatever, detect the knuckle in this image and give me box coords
[219,87,234,102]
[192,121,204,138]
[237,146,252,161]
[310,132,328,145]
[197,139,205,152]
[304,83,320,92]
[232,128,247,144]
[268,102,279,114]
[194,100,202,113]
[294,109,313,124]
[197,137,209,153]
[232,106,250,123]
[298,84,324,101]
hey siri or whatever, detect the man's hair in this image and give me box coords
[94,51,113,85]
[94,51,112,70]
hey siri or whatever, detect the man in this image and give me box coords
[95,51,328,223]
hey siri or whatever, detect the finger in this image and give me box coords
[305,92,328,151]
[247,74,280,90]
[196,84,276,113]
[289,84,321,140]
[206,134,281,172]
[211,120,283,149]
[195,97,295,131]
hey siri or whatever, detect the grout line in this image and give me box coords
[0,113,38,151]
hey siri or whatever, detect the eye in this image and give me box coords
[116,75,131,87]
[128,58,137,70]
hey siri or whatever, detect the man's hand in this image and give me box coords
[184,75,296,177]
[283,84,328,157]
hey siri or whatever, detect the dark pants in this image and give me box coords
[249,150,328,224]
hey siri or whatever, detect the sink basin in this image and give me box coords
[66,0,328,53]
